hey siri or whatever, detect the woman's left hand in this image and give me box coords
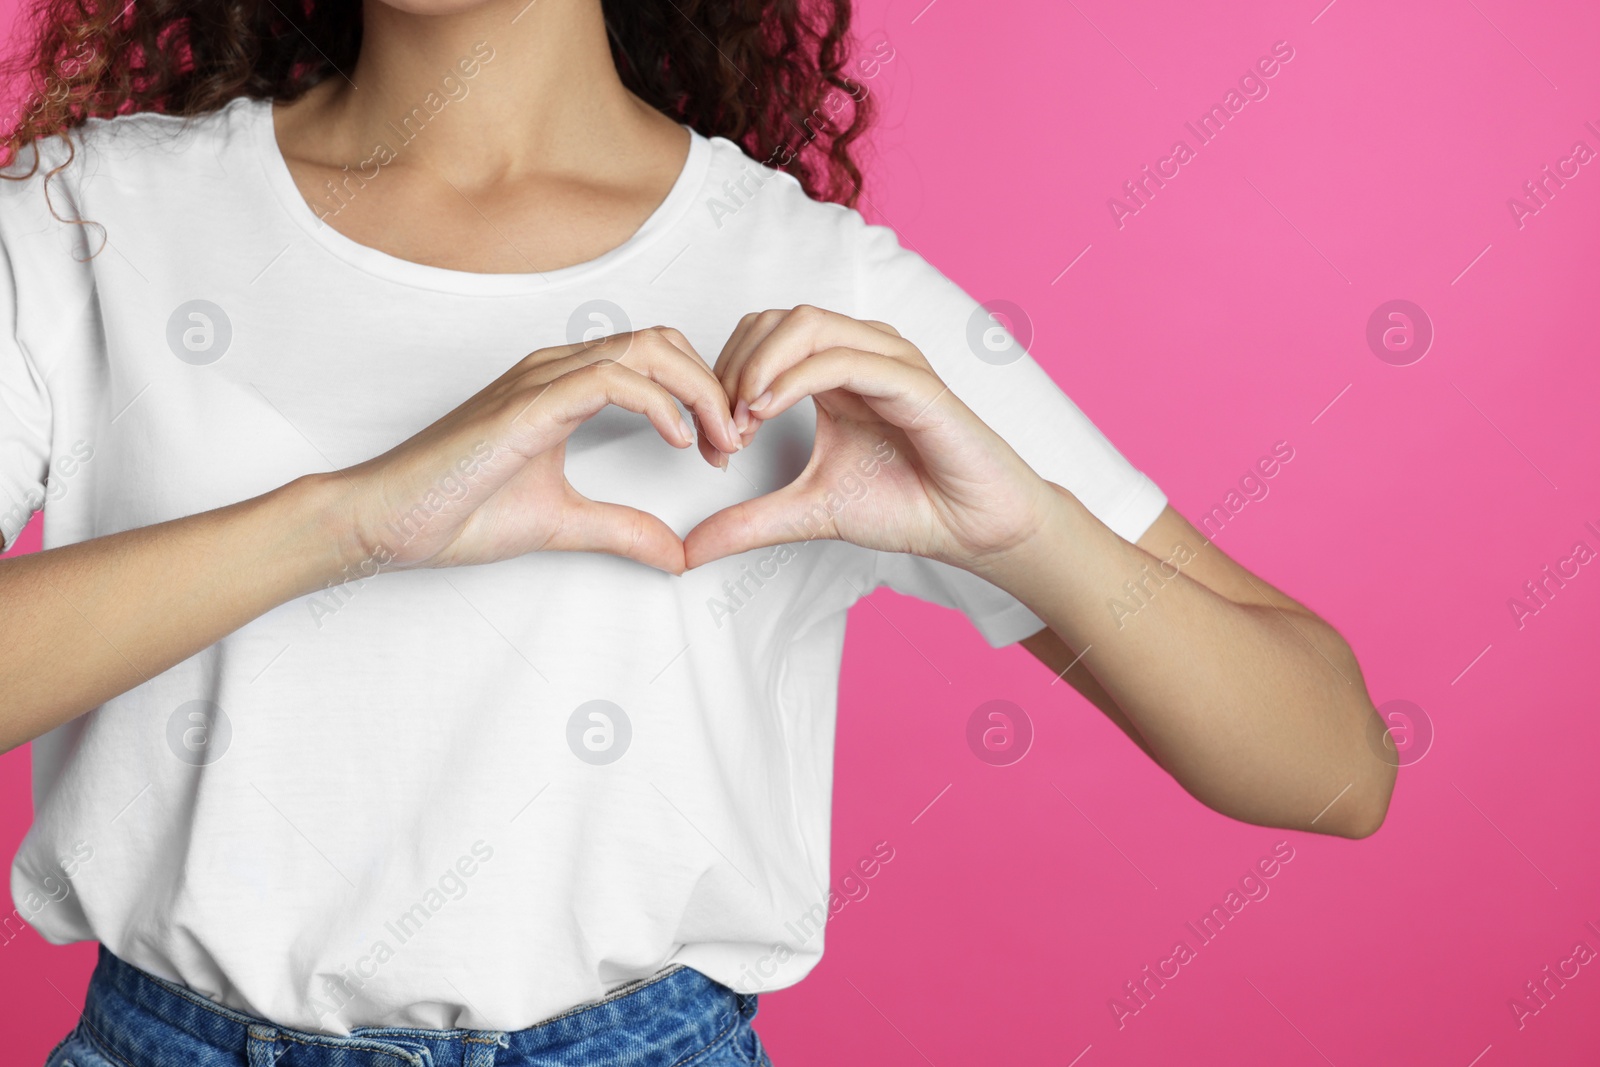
[683,305,1060,572]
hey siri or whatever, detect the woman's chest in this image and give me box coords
[81,283,813,541]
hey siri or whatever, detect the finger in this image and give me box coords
[714,312,899,392]
[730,307,917,430]
[640,327,744,457]
[625,330,739,469]
[683,479,832,569]
[696,426,727,471]
[541,329,742,458]
[743,347,950,429]
[711,310,766,380]
[715,309,788,437]
[513,362,698,453]
[550,492,687,575]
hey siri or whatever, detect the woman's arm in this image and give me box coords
[1008,499,1393,840]
[0,474,349,752]
[0,328,740,753]
[689,304,1394,840]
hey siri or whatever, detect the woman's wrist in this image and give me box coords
[273,470,381,596]
[962,480,1099,608]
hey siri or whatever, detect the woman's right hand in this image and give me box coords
[328,327,743,576]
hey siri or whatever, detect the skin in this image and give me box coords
[0,0,1396,839]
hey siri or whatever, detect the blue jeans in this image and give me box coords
[45,945,773,1066]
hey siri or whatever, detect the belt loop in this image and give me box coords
[463,1030,508,1067]
[245,1024,281,1067]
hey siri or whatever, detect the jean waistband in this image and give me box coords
[80,944,759,1067]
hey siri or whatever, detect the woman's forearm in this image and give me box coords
[0,473,350,753]
[0,327,747,755]
[976,484,1394,839]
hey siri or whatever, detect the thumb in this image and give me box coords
[683,480,835,569]
[549,492,688,575]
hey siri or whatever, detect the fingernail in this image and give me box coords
[734,399,750,433]
[718,450,729,470]
[748,390,773,413]
[725,416,740,447]
[679,415,695,443]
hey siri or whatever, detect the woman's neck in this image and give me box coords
[280,0,681,183]
[270,0,693,274]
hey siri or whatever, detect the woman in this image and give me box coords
[0,0,1395,1061]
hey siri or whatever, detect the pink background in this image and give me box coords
[6,0,1600,1064]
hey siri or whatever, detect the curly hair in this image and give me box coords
[0,0,875,206]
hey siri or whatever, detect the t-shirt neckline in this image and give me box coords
[242,95,712,296]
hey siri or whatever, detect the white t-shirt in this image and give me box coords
[2,96,1167,1035]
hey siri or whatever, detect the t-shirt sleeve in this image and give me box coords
[0,150,63,552]
[849,214,1168,648]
